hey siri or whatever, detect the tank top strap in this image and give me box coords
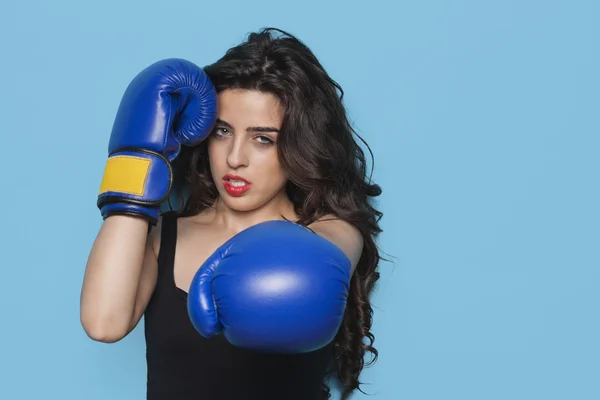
[156,211,179,287]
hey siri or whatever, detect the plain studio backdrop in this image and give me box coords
[0,0,598,399]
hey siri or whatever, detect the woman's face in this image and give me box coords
[207,89,289,213]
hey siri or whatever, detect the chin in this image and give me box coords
[218,187,287,213]
[219,192,264,212]
[224,198,260,212]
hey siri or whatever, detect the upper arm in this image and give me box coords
[128,218,161,332]
[308,215,364,275]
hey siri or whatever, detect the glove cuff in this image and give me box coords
[100,203,160,226]
[97,148,172,223]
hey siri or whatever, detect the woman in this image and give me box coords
[81,28,383,400]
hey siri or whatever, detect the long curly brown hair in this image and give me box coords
[168,27,384,399]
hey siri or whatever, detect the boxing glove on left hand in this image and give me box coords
[97,58,217,225]
[187,220,352,354]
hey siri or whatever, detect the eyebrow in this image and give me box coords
[216,118,280,133]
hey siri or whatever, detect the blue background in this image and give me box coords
[1,0,598,399]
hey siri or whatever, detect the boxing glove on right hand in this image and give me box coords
[97,58,217,225]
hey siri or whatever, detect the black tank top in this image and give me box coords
[143,213,334,400]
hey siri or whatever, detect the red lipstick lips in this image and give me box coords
[222,174,252,196]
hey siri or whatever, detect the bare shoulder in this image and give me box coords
[174,209,228,250]
[148,210,213,257]
[308,214,364,274]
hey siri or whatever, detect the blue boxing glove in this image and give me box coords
[97,58,217,225]
[187,220,352,354]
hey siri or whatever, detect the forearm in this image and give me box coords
[80,215,150,342]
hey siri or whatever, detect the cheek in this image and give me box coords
[259,152,286,184]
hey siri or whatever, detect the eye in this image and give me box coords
[213,127,231,137]
[255,135,275,145]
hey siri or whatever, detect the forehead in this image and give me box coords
[217,89,283,126]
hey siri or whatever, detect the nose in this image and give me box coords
[226,136,249,169]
